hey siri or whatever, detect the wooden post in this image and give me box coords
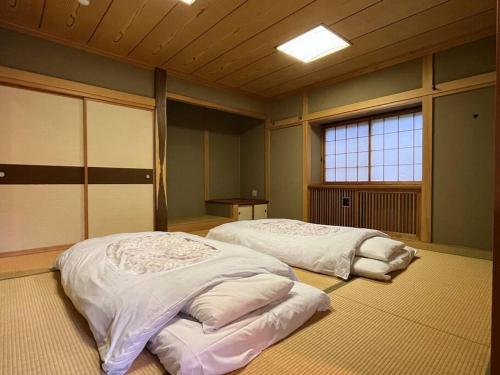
[491,2,499,372]
[154,68,168,231]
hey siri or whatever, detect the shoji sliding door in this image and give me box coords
[85,100,154,238]
[0,85,85,253]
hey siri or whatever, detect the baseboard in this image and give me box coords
[400,238,492,260]
[0,244,72,258]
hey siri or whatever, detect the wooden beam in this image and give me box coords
[421,95,433,243]
[83,98,89,239]
[491,2,499,373]
[154,68,168,231]
[0,65,155,109]
[203,130,210,200]
[264,118,271,205]
[166,92,267,120]
[433,71,496,97]
[302,92,311,222]
[308,88,426,124]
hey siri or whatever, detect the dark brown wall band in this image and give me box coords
[0,164,153,184]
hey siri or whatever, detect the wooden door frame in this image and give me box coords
[492,2,499,373]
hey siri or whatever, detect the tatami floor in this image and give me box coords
[0,247,492,375]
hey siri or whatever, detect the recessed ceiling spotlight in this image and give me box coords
[179,0,196,4]
[277,25,350,63]
[78,0,90,5]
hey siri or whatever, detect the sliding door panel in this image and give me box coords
[0,185,85,252]
[88,185,154,238]
[0,85,84,253]
[0,85,83,166]
[86,100,154,238]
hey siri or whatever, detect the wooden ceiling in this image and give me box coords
[0,0,496,98]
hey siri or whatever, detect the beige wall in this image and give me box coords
[432,87,495,250]
[270,126,303,220]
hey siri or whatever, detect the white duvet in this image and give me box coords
[149,281,330,375]
[207,219,385,279]
[56,231,295,375]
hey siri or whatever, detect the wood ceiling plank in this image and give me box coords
[216,0,449,88]
[88,0,178,56]
[263,11,496,97]
[193,0,381,82]
[40,0,112,43]
[0,0,44,29]
[241,0,496,94]
[163,0,315,74]
[128,0,245,67]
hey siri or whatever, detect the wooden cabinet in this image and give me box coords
[238,205,253,220]
[206,199,269,221]
[253,204,268,220]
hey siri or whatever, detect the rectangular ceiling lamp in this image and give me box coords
[277,25,350,63]
[179,0,196,4]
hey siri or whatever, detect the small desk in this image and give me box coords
[205,199,269,221]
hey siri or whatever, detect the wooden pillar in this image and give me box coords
[302,92,311,222]
[491,2,499,372]
[154,68,168,231]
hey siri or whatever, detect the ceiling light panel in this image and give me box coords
[277,25,350,63]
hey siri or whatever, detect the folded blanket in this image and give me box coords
[208,219,385,279]
[182,274,293,333]
[351,247,417,281]
[356,236,406,261]
[56,232,295,375]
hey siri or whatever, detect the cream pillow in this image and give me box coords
[357,236,405,261]
[182,273,293,333]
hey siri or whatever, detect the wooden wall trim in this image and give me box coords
[0,65,155,109]
[492,3,499,373]
[0,244,73,258]
[203,129,210,201]
[309,183,422,191]
[420,54,434,243]
[302,92,311,221]
[432,71,496,97]
[264,119,271,203]
[271,71,496,129]
[167,92,267,120]
[154,68,168,231]
[83,98,89,239]
[421,96,433,243]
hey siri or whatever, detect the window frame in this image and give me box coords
[321,107,423,186]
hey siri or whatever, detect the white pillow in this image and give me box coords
[182,273,293,333]
[357,236,406,261]
[352,247,417,281]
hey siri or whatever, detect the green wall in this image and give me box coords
[268,94,303,122]
[270,126,303,219]
[240,122,266,199]
[432,87,495,250]
[308,59,422,113]
[167,101,206,219]
[0,27,266,114]
[209,130,241,200]
[434,36,496,84]
[310,125,323,184]
[168,101,265,218]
